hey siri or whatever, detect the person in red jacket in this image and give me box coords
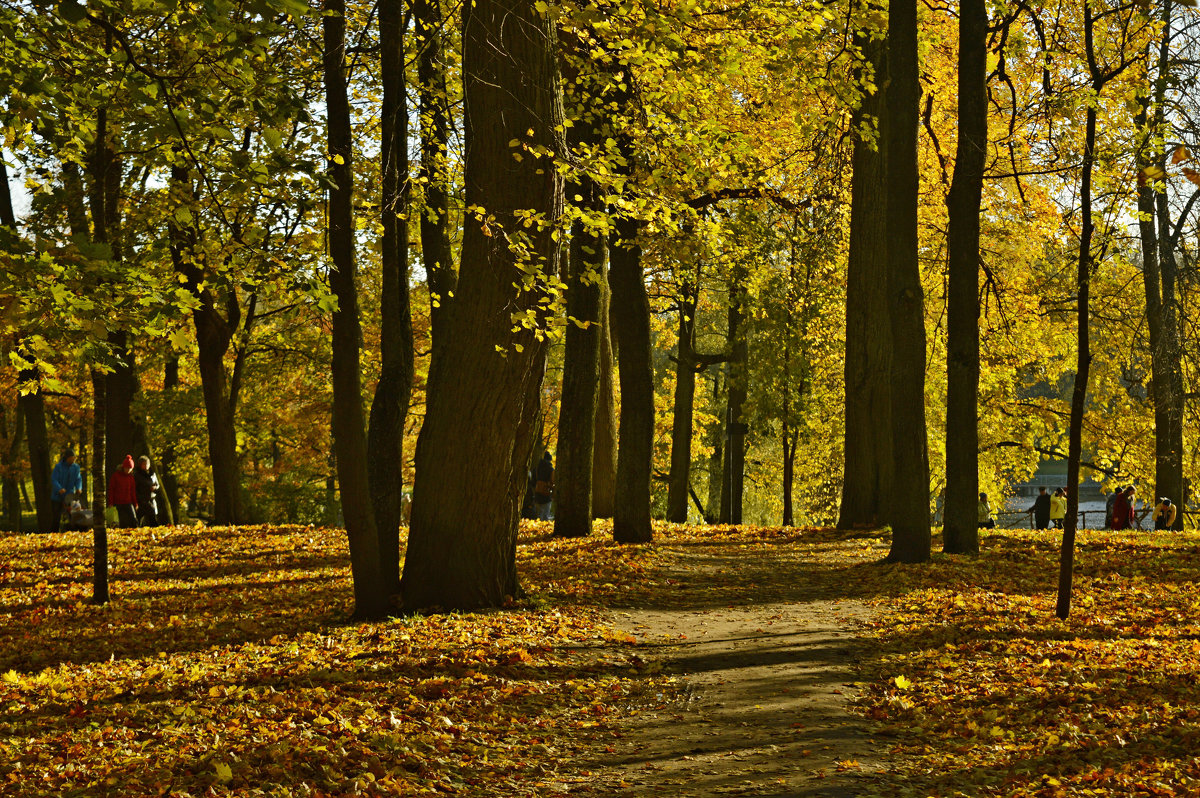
[108,454,139,528]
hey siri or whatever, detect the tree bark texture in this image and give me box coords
[401,0,565,608]
[942,0,986,555]
[325,0,389,618]
[416,0,456,345]
[591,272,617,518]
[609,214,655,542]
[884,0,932,562]
[838,32,893,531]
[368,0,416,593]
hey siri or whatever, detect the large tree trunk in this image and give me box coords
[838,31,893,530]
[325,0,389,619]
[415,0,456,344]
[401,0,565,609]
[609,214,654,542]
[368,0,416,593]
[591,272,617,518]
[554,173,604,538]
[942,0,986,555]
[666,282,698,523]
[91,369,108,603]
[884,0,931,562]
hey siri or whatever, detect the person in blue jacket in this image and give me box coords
[50,449,82,533]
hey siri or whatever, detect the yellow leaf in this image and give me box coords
[893,675,912,690]
[214,762,233,783]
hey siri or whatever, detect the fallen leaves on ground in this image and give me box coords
[857,527,1200,797]
[0,522,679,797]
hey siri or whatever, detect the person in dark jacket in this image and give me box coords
[107,454,139,528]
[134,455,161,527]
[1112,486,1136,531]
[50,449,83,533]
[1027,486,1051,530]
[534,451,554,521]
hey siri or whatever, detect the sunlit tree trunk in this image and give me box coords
[402,0,565,608]
[884,0,931,562]
[838,30,892,531]
[591,277,617,519]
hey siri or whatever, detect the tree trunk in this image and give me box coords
[325,0,389,619]
[158,358,181,523]
[1057,4,1101,617]
[169,168,242,525]
[20,374,52,533]
[885,0,931,562]
[105,332,138,476]
[401,0,565,609]
[706,370,723,523]
[0,163,26,531]
[719,266,747,526]
[591,272,617,518]
[942,0,986,556]
[609,214,654,542]
[91,369,108,603]
[667,280,698,523]
[416,0,456,344]
[838,31,893,531]
[368,0,416,593]
[554,182,604,538]
[2,402,23,531]
[1147,10,1185,530]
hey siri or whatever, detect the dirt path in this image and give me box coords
[576,543,886,797]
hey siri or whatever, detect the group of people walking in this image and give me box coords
[47,449,164,531]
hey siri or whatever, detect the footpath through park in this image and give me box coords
[573,535,887,797]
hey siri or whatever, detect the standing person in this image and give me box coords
[1027,486,1051,530]
[49,449,82,534]
[533,451,554,521]
[1112,486,1135,531]
[1049,488,1067,529]
[107,455,139,529]
[1153,497,1177,531]
[977,492,996,529]
[1104,486,1121,529]
[134,456,161,527]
